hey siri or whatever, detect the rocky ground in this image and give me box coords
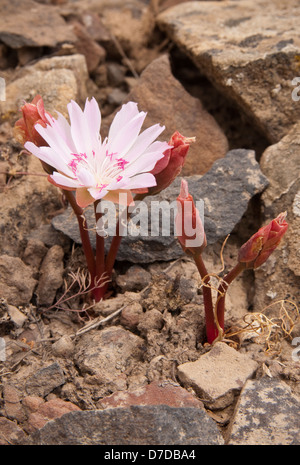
[0,0,299,446]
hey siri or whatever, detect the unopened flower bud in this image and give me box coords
[14,95,50,146]
[238,212,288,269]
[175,179,206,256]
[14,95,54,174]
[147,131,194,196]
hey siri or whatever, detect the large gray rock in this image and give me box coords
[27,405,224,445]
[52,149,268,263]
[227,378,300,445]
[157,0,300,143]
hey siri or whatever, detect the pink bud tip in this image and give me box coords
[179,178,189,200]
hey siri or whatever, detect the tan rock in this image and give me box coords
[0,0,75,49]
[102,54,229,176]
[157,0,300,142]
[177,342,258,409]
[7,305,27,327]
[120,301,144,330]
[36,245,64,307]
[23,239,47,270]
[3,384,26,423]
[2,69,77,121]
[71,21,106,73]
[0,54,88,121]
[0,255,37,306]
[52,335,75,357]
[74,326,145,396]
[0,155,61,257]
[31,54,89,106]
[137,309,164,335]
[0,417,26,445]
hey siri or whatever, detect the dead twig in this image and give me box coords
[45,269,110,314]
[225,299,299,354]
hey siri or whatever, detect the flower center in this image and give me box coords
[68,148,129,192]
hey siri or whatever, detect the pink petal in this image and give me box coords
[88,186,109,200]
[83,97,101,145]
[50,171,80,189]
[68,100,93,155]
[25,142,73,177]
[124,142,169,177]
[125,172,157,189]
[124,124,166,162]
[108,111,147,157]
[47,112,77,153]
[76,166,96,186]
[35,123,74,161]
[108,102,139,141]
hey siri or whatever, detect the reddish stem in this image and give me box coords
[216,262,246,334]
[63,190,96,296]
[101,207,129,297]
[193,253,218,344]
[92,200,106,301]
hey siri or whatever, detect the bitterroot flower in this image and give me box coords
[25,98,170,208]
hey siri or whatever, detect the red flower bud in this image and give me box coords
[147,131,194,196]
[14,95,54,174]
[14,95,51,146]
[175,179,206,256]
[238,212,288,269]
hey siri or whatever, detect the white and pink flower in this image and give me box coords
[25,98,170,207]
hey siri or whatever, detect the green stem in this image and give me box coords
[193,253,218,344]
